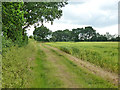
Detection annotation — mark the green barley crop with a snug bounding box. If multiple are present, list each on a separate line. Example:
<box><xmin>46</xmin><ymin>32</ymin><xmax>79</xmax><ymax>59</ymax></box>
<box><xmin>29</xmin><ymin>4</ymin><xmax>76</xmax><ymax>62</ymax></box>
<box><xmin>46</xmin><ymin>42</ymin><xmax>118</xmax><ymax>73</ymax></box>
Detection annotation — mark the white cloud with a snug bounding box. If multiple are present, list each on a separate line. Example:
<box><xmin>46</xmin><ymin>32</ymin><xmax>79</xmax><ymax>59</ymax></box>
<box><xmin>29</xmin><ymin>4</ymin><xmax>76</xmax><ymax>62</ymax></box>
<box><xmin>95</xmin><ymin>24</ymin><xmax>118</xmax><ymax>35</ymax></box>
<box><xmin>60</xmin><ymin>0</ymin><xmax>118</xmax><ymax>27</ymax></box>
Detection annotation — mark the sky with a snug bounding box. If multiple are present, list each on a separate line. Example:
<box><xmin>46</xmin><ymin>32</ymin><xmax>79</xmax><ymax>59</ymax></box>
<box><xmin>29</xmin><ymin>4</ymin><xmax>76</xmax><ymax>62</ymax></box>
<box><xmin>27</xmin><ymin>0</ymin><xmax>119</xmax><ymax>36</ymax></box>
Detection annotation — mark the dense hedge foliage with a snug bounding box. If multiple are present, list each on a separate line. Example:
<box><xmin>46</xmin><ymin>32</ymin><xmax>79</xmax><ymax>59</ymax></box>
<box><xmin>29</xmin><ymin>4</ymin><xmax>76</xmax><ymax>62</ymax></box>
<box><xmin>2</xmin><ymin>2</ymin><xmax>28</xmax><ymax>46</ymax></box>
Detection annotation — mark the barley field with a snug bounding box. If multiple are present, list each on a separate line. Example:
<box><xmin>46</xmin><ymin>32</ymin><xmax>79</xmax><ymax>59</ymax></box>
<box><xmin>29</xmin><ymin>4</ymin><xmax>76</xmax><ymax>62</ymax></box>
<box><xmin>46</xmin><ymin>42</ymin><xmax>118</xmax><ymax>73</ymax></box>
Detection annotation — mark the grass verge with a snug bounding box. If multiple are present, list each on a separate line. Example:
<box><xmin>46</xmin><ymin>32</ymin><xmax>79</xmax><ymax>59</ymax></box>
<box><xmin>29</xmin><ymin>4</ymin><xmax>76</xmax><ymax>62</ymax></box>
<box><xmin>2</xmin><ymin>39</ymin><xmax>36</xmax><ymax>88</ymax></box>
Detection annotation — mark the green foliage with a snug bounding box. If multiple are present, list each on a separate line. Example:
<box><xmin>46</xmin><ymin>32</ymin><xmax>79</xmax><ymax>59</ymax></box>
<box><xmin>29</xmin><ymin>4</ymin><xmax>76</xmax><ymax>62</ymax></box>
<box><xmin>2</xmin><ymin>2</ymin><xmax>27</xmax><ymax>46</ymax></box>
<box><xmin>2</xmin><ymin>36</ymin><xmax>14</xmax><ymax>49</ymax></box>
<box><xmin>52</xmin><ymin>29</ymin><xmax>72</xmax><ymax>42</ymax></box>
<box><xmin>33</xmin><ymin>25</ymin><xmax>52</xmax><ymax>42</ymax></box>
<box><xmin>29</xmin><ymin>35</ymin><xmax>33</xmax><ymax>39</ymax></box>
<box><xmin>46</xmin><ymin>42</ymin><xmax>118</xmax><ymax>73</ymax></box>
<box><xmin>59</xmin><ymin>46</ymin><xmax>71</xmax><ymax>54</ymax></box>
<box><xmin>23</xmin><ymin>2</ymin><xmax>68</xmax><ymax>29</ymax></box>
<box><xmin>51</xmin><ymin>26</ymin><xmax>119</xmax><ymax>42</ymax></box>
<box><xmin>22</xmin><ymin>33</ymin><xmax>28</xmax><ymax>46</ymax></box>
<box><xmin>51</xmin><ymin>26</ymin><xmax>97</xmax><ymax>42</ymax></box>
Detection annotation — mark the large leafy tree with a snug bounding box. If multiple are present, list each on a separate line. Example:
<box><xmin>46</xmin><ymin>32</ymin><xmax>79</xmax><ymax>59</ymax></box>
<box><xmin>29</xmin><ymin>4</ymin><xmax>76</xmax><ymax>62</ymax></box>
<box><xmin>51</xmin><ymin>29</ymin><xmax>72</xmax><ymax>42</ymax></box>
<box><xmin>2</xmin><ymin>2</ymin><xmax>68</xmax><ymax>46</ymax></box>
<box><xmin>52</xmin><ymin>30</ymin><xmax>63</xmax><ymax>41</ymax></box>
<box><xmin>33</xmin><ymin>25</ymin><xmax>52</xmax><ymax>41</ymax></box>
<box><xmin>62</xmin><ymin>29</ymin><xmax>72</xmax><ymax>41</ymax></box>
<box><xmin>82</xmin><ymin>26</ymin><xmax>96</xmax><ymax>41</ymax></box>
<box><xmin>72</xmin><ymin>28</ymin><xmax>83</xmax><ymax>41</ymax></box>
<box><xmin>72</xmin><ymin>27</ymin><xmax>96</xmax><ymax>41</ymax></box>
<box><xmin>23</xmin><ymin>2</ymin><xmax>68</xmax><ymax>29</ymax></box>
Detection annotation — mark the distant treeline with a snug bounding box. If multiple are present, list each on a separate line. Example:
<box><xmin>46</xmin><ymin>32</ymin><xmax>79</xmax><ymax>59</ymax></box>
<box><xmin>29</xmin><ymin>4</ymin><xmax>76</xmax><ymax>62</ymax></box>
<box><xmin>32</xmin><ymin>25</ymin><xmax>120</xmax><ymax>42</ymax></box>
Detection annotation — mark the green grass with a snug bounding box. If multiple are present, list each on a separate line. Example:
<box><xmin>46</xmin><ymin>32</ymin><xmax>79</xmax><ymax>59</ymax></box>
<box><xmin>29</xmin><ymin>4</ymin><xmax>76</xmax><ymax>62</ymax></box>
<box><xmin>46</xmin><ymin>42</ymin><xmax>118</xmax><ymax>73</ymax></box>
<box><xmin>31</xmin><ymin>43</ymin><xmax>63</xmax><ymax>88</ymax></box>
<box><xmin>2</xmin><ymin>39</ymin><xmax>36</xmax><ymax>88</ymax></box>
<box><xmin>48</xmin><ymin>48</ymin><xmax>117</xmax><ymax>88</ymax></box>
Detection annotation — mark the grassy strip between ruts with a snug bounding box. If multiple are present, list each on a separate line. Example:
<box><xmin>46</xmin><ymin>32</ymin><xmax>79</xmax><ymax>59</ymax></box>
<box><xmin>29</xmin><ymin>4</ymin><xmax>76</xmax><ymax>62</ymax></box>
<box><xmin>31</xmin><ymin>43</ymin><xmax>64</xmax><ymax>88</ymax></box>
<box><xmin>47</xmin><ymin>47</ymin><xmax>117</xmax><ymax>88</ymax></box>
